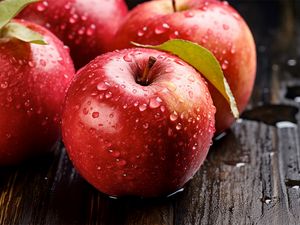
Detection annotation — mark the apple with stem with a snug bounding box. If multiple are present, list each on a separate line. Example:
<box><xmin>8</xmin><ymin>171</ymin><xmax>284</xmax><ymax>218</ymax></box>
<box><xmin>62</xmin><ymin>48</ymin><xmax>216</xmax><ymax>197</ymax></box>
<box><xmin>112</xmin><ymin>0</ymin><xmax>257</xmax><ymax>133</ymax></box>
<box><xmin>18</xmin><ymin>0</ymin><xmax>128</xmax><ymax>69</ymax></box>
<box><xmin>0</xmin><ymin>0</ymin><xmax>75</xmax><ymax>165</ymax></box>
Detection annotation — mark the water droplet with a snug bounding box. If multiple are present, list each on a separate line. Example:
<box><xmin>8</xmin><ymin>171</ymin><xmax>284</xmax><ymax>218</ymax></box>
<box><xmin>162</xmin><ymin>23</ymin><xmax>170</xmax><ymax>29</ymax></box>
<box><xmin>97</xmin><ymin>82</ymin><xmax>108</xmax><ymax>91</ymax></box>
<box><xmin>69</xmin><ymin>17</ymin><xmax>76</xmax><ymax>24</ymax></box>
<box><xmin>176</xmin><ymin>123</ymin><xmax>182</xmax><ymax>130</ymax></box>
<box><xmin>169</xmin><ymin>30</ymin><xmax>179</xmax><ymax>39</ymax></box>
<box><xmin>86</xmin><ymin>24</ymin><xmax>96</xmax><ymax>36</ymax></box>
<box><xmin>160</xmin><ymin>105</ymin><xmax>166</xmax><ymax>112</ymax></box>
<box><xmin>222</xmin><ymin>60</ymin><xmax>229</xmax><ymax>70</ymax></box>
<box><xmin>40</xmin><ymin>59</ymin><xmax>46</xmax><ymax>67</ymax></box>
<box><xmin>111</xmin><ymin>151</ymin><xmax>120</xmax><ymax>158</ymax></box>
<box><xmin>188</xmin><ymin>91</ymin><xmax>193</xmax><ymax>98</ymax></box>
<box><xmin>137</xmin><ymin>30</ymin><xmax>144</xmax><ymax>37</ymax></box>
<box><xmin>1</xmin><ymin>82</ymin><xmax>8</xmax><ymax>89</ymax></box>
<box><xmin>123</xmin><ymin>54</ymin><xmax>132</xmax><ymax>62</ymax></box>
<box><xmin>117</xmin><ymin>159</ymin><xmax>127</xmax><ymax>166</ymax></box>
<box><xmin>36</xmin><ymin>1</ymin><xmax>48</xmax><ymax>11</ymax></box>
<box><xmin>92</xmin><ymin>112</ymin><xmax>99</xmax><ymax>118</ymax></box>
<box><xmin>175</xmin><ymin>59</ymin><xmax>185</xmax><ymax>66</ymax></box>
<box><xmin>97</xmin><ymin>166</ymin><xmax>101</xmax><ymax>170</ymax></box>
<box><xmin>83</xmin><ymin>108</ymin><xmax>89</xmax><ymax>115</ymax></box>
<box><xmin>154</xmin><ymin>25</ymin><xmax>167</xmax><ymax>34</ymax></box>
<box><xmin>105</xmin><ymin>92</ymin><xmax>112</xmax><ymax>99</ymax></box>
<box><xmin>139</xmin><ymin>103</ymin><xmax>147</xmax><ymax>111</ymax></box>
<box><xmin>170</xmin><ymin>111</ymin><xmax>178</xmax><ymax>121</ymax></box>
<box><xmin>184</xmin><ymin>11</ymin><xmax>194</xmax><ymax>18</ymax></box>
<box><xmin>143</xmin><ymin>123</ymin><xmax>149</xmax><ymax>129</ymax></box>
<box><xmin>134</xmin><ymin>101</ymin><xmax>139</xmax><ymax>107</ymax></box>
<box><xmin>188</xmin><ymin>75</ymin><xmax>195</xmax><ymax>82</ymax></box>
<box><xmin>77</xmin><ymin>27</ymin><xmax>86</xmax><ymax>35</ymax></box>
<box><xmin>149</xmin><ymin>97</ymin><xmax>162</xmax><ymax>109</ymax></box>
<box><xmin>165</xmin><ymin>67</ymin><xmax>174</xmax><ymax>73</ymax></box>
<box><xmin>223</xmin><ymin>24</ymin><xmax>229</xmax><ymax>30</ymax></box>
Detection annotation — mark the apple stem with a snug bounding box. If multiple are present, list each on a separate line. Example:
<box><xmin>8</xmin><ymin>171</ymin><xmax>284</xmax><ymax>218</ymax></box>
<box><xmin>138</xmin><ymin>56</ymin><xmax>157</xmax><ymax>85</ymax></box>
<box><xmin>172</xmin><ymin>0</ymin><xmax>177</xmax><ymax>12</ymax></box>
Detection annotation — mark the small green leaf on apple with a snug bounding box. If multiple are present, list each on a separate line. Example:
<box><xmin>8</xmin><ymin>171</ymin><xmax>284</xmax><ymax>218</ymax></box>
<box><xmin>2</xmin><ymin>22</ymin><xmax>47</xmax><ymax>44</ymax></box>
<box><xmin>0</xmin><ymin>0</ymin><xmax>39</xmax><ymax>29</ymax></box>
<box><xmin>0</xmin><ymin>0</ymin><xmax>46</xmax><ymax>45</ymax></box>
<box><xmin>132</xmin><ymin>39</ymin><xmax>239</xmax><ymax>118</ymax></box>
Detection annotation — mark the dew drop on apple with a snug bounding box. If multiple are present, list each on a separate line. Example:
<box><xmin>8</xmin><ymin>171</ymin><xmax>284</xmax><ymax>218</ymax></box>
<box><xmin>92</xmin><ymin>112</ymin><xmax>99</xmax><ymax>118</ymax></box>
<box><xmin>188</xmin><ymin>75</ymin><xmax>195</xmax><ymax>82</ymax></box>
<box><xmin>223</xmin><ymin>24</ymin><xmax>230</xmax><ymax>30</ymax></box>
<box><xmin>160</xmin><ymin>105</ymin><xmax>166</xmax><ymax>112</ymax></box>
<box><xmin>139</xmin><ymin>103</ymin><xmax>147</xmax><ymax>112</ymax></box>
<box><xmin>36</xmin><ymin>1</ymin><xmax>48</xmax><ymax>12</ymax></box>
<box><xmin>1</xmin><ymin>82</ymin><xmax>8</xmax><ymax>89</ymax></box>
<box><xmin>184</xmin><ymin>11</ymin><xmax>194</xmax><ymax>18</ymax></box>
<box><xmin>97</xmin><ymin>82</ymin><xmax>109</xmax><ymax>91</ymax></box>
<box><xmin>170</xmin><ymin>111</ymin><xmax>178</xmax><ymax>121</ymax></box>
<box><xmin>143</xmin><ymin>123</ymin><xmax>149</xmax><ymax>129</ymax></box>
<box><xmin>105</xmin><ymin>91</ymin><xmax>112</xmax><ymax>99</ymax></box>
<box><xmin>188</xmin><ymin>91</ymin><xmax>193</xmax><ymax>98</ymax></box>
<box><xmin>154</xmin><ymin>26</ymin><xmax>166</xmax><ymax>35</ymax></box>
<box><xmin>222</xmin><ymin>60</ymin><xmax>229</xmax><ymax>70</ymax></box>
<box><xmin>176</xmin><ymin>123</ymin><xmax>182</xmax><ymax>130</ymax></box>
<box><xmin>123</xmin><ymin>54</ymin><xmax>132</xmax><ymax>62</ymax></box>
<box><xmin>77</xmin><ymin>27</ymin><xmax>86</xmax><ymax>35</ymax></box>
<box><xmin>169</xmin><ymin>30</ymin><xmax>179</xmax><ymax>39</ymax></box>
<box><xmin>111</xmin><ymin>151</ymin><xmax>120</xmax><ymax>158</ymax></box>
<box><xmin>117</xmin><ymin>159</ymin><xmax>127</xmax><ymax>166</ymax></box>
<box><xmin>165</xmin><ymin>67</ymin><xmax>174</xmax><ymax>73</ymax></box>
<box><xmin>86</xmin><ymin>24</ymin><xmax>96</xmax><ymax>36</ymax></box>
<box><xmin>83</xmin><ymin>108</ymin><xmax>89</xmax><ymax>115</ymax></box>
<box><xmin>137</xmin><ymin>30</ymin><xmax>144</xmax><ymax>37</ymax></box>
<box><xmin>149</xmin><ymin>97</ymin><xmax>162</xmax><ymax>109</ymax></box>
<box><xmin>174</xmin><ymin>59</ymin><xmax>185</xmax><ymax>66</ymax></box>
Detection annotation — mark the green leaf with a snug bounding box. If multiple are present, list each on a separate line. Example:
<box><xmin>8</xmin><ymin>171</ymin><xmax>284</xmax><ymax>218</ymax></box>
<box><xmin>0</xmin><ymin>0</ymin><xmax>39</xmax><ymax>29</ymax></box>
<box><xmin>3</xmin><ymin>22</ymin><xmax>47</xmax><ymax>45</ymax></box>
<box><xmin>132</xmin><ymin>39</ymin><xmax>239</xmax><ymax>118</ymax></box>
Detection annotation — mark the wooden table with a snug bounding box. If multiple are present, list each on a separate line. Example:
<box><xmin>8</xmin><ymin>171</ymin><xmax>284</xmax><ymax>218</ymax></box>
<box><xmin>1</xmin><ymin>1</ymin><xmax>300</xmax><ymax>224</ymax></box>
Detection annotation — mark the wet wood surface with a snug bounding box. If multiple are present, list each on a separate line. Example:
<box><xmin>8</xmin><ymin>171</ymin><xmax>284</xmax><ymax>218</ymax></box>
<box><xmin>1</xmin><ymin>1</ymin><xmax>300</xmax><ymax>225</ymax></box>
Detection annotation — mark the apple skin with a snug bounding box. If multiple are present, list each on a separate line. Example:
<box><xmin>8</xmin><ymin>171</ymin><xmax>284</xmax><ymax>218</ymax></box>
<box><xmin>112</xmin><ymin>0</ymin><xmax>257</xmax><ymax>133</ymax></box>
<box><xmin>18</xmin><ymin>0</ymin><xmax>128</xmax><ymax>69</ymax></box>
<box><xmin>0</xmin><ymin>19</ymin><xmax>75</xmax><ymax>165</ymax></box>
<box><xmin>62</xmin><ymin>48</ymin><xmax>215</xmax><ymax>197</ymax></box>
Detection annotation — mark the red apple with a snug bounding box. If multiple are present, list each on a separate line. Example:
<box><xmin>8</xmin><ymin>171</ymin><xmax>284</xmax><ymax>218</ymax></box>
<box><xmin>112</xmin><ymin>0</ymin><xmax>257</xmax><ymax>133</ymax></box>
<box><xmin>0</xmin><ymin>19</ymin><xmax>75</xmax><ymax>165</ymax></box>
<box><xmin>62</xmin><ymin>48</ymin><xmax>215</xmax><ymax>197</ymax></box>
<box><xmin>18</xmin><ymin>0</ymin><xmax>128</xmax><ymax>69</ymax></box>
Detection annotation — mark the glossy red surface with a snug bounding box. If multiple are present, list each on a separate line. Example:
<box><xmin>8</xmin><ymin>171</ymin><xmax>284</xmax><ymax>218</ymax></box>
<box><xmin>0</xmin><ymin>19</ymin><xmax>75</xmax><ymax>165</ymax></box>
<box><xmin>18</xmin><ymin>0</ymin><xmax>128</xmax><ymax>69</ymax></box>
<box><xmin>112</xmin><ymin>0</ymin><xmax>257</xmax><ymax>133</ymax></box>
<box><xmin>62</xmin><ymin>48</ymin><xmax>215</xmax><ymax>197</ymax></box>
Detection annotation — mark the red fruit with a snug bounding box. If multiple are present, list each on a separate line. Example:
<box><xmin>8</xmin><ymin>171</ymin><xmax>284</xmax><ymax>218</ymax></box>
<box><xmin>18</xmin><ymin>0</ymin><xmax>128</xmax><ymax>69</ymax></box>
<box><xmin>0</xmin><ymin>19</ymin><xmax>75</xmax><ymax>165</ymax></box>
<box><xmin>112</xmin><ymin>0</ymin><xmax>257</xmax><ymax>133</ymax></box>
<box><xmin>62</xmin><ymin>48</ymin><xmax>215</xmax><ymax>197</ymax></box>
